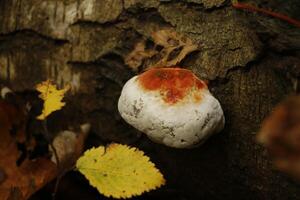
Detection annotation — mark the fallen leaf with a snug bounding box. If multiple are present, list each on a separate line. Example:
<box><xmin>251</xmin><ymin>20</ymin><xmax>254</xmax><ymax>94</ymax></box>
<box><xmin>125</xmin><ymin>28</ymin><xmax>198</xmax><ymax>71</ymax></box>
<box><xmin>36</xmin><ymin>80</ymin><xmax>70</xmax><ymax>120</ymax></box>
<box><xmin>76</xmin><ymin>143</ymin><xmax>165</xmax><ymax>199</ymax></box>
<box><xmin>257</xmin><ymin>95</ymin><xmax>300</xmax><ymax>180</ymax></box>
<box><xmin>125</xmin><ymin>41</ymin><xmax>156</xmax><ymax>71</ymax></box>
<box><xmin>0</xmin><ymin>93</ymin><xmax>90</xmax><ymax>199</ymax></box>
<box><xmin>150</xmin><ymin>28</ymin><xmax>198</xmax><ymax>68</ymax></box>
<box><xmin>50</xmin><ymin>124</ymin><xmax>91</xmax><ymax>169</ymax></box>
<box><xmin>0</xmin><ymin>99</ymin><xmax>57</xmax><ymax>200</ymax></box>
<box><xmin>1</xmin><ymin>87</ymin><xmax>12</xmax><ymax>99</ymax></box>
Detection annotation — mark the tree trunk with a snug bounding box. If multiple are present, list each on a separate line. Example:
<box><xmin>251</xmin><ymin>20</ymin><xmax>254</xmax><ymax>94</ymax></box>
<box><xmin>0</xmin><ymin>0</ymin><xmax>300</xmax><ymax>199</ymax></box>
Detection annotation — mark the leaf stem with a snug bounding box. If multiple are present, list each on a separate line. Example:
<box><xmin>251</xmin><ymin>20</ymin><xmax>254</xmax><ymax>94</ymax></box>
<box><xmin>232</xmin><ymin>2</ymin><xmax>300</xmax><ymax>28</ymax></box>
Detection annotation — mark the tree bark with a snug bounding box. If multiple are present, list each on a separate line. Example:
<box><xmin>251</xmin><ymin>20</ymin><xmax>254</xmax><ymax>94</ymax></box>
<box><xmin>0</xmin><ymin>0</ymin><xmax>300</xmax><ymax>199</ymax></box>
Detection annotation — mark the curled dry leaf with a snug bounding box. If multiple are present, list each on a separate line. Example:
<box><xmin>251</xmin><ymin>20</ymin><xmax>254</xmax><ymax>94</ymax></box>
<box><xmin>151</xmin><ymin>28</ymin><xmax>198</xmax><ymax>68</ymax></box>
<box><xmin>0</xmin><ymin>99</ymin><xmax>57</xmax><ymax>200</ymax></box>
<box><xmin>0</xmin><ymin>90</ymin><xmax>89</xmax><ymax>199</ymax></box>
<box><xmin>125</xmin><ymin>41</ymin><xmax>157</xmax><ymax>71</ymax></box>
<box><xmin>50</xmin><ymin>124</ymin><xmax>91</xmax><ymax>169</ymax></box>
<box><xmin>1</xmin><ymin>87</ymin><xmax>12</xmax><ymax>99</ymax></box>
<box><xmin>125</xmin><ymin>28</ymin><xmax>198</xmax><ymax>71</ymax></box>
<box><xmin>257</xmin><ymin>95</ymin><xmax>300</xmax><ymax>180</ymax></box>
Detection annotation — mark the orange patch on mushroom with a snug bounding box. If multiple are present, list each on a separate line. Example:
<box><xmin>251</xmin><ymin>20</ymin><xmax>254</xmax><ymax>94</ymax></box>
<box><xmin>138</xmin><ymin>68</ymin><xmax>206</xmax><ymax>104</ymax></box>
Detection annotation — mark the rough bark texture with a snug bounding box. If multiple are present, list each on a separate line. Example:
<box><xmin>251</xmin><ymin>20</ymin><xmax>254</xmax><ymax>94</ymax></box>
<box><xmin>0</xmin><ymin>0</ymin><xmax>300</xmax><ymax>199</ymax></box>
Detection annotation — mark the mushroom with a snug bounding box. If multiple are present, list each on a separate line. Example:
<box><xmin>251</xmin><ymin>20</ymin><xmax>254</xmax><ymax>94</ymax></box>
<box><xmin>118</xmin><ymin>67</ymin><xmax>225</xmax><ymax>148</ymax></box>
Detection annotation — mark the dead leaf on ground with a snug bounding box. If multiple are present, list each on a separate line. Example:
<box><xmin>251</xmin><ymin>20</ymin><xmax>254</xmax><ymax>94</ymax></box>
<box><xmin>0</xmin><ymin>99</ymin><xmax>58</xmax><ymax>200</ymax></box>
<box><xmin>125</xmin><ymin>28</ymin><xmax>198</xmax><ymax>71</ymax></box>
<box><xmin>0</xmin><ymin>96</ymin><xmax>89</xmax><ymax>200</ymax></box>
<box><xmin>50</xmin><ymin>124</ymin><xmax>90</xmax><ymax>170</ymax></box>
<box><xmin>76</xmin><ymin>143</ymin><xmax>165</xmax><ymax>199</ymax></box>
<box><xmin>257</xmin><ymin>95</ymin><xmax>300</xmax><ymax>180</ymax></box>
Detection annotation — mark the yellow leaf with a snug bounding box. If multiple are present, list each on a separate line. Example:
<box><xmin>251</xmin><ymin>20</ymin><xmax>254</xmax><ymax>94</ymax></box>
<box><xmin>76</xmin><ymin>143</ymin><xmax>165</xmax><ymax>199</ymax></box>
<box><xmin>36</xmin><ymin>80</ymin><xmax>69</xmax><ymax>120</ymax></box>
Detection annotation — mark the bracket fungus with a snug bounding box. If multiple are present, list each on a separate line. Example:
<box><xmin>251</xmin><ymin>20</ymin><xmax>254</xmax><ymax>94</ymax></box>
<box><xmin>118</xmin><ymin>68</ymin><xmax>225</xmax><ymax>148</ymax></box>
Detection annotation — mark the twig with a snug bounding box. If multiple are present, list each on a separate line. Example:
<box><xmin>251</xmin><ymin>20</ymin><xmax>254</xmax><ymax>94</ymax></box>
<box><xmin>41</xmin><ymin>119</ymin><xmax>61</xmax><ymax>200</ymax></box>
<box><xmin>232</xmin><ymin>2</ymin><xmax>300</xmax><ymax>28</ymax></box>
<box><xmin>42</xmin><ymin>120</ymin><xmax>60</xmax><ymax>167</ymax></box>
<box><xmin>52</xmin><ymin>173</ymin><xmax>63</xmax><ymax>200</ymax></box>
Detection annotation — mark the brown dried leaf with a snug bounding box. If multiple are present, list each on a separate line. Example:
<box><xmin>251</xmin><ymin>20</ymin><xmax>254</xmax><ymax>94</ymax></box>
<box><xmin>125</xmin><ymin>28</ymin><xmax>198</xmax><ymax>71</ymax></box>
<box><xmin>125</xmin><ymin>41</ymin><xmax>157</xmax><ymax>71</ymax></box>
<box><xmin>0</xmin><ymin>98</ymin><xmax>89</xmax><ymax>200</ymax></box>
<box><xmin>50</xmin><ymin>124</ymin><xmax>90</xmax><ymax>170</ymax></box>
<box><xmin>149</xmin><ymin>28</ymin><xmax>198</xmax><ymax>68</ymax></box>
<box><xmin>0</xmin><ymin>100</ymin><xmax>58</xmax><ymax>200</ymax></box>
<box><xmin>257</xmin><ymin>95</ymin><xmax>300</xmax><ymax>180</ymax></box>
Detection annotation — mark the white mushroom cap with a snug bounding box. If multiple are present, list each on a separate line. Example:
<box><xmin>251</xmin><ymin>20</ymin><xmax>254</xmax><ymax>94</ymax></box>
<box><xmin>118</xmin><ymin>68</ymin><xmax>225</xmax><ymax>148</ymax></box>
